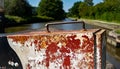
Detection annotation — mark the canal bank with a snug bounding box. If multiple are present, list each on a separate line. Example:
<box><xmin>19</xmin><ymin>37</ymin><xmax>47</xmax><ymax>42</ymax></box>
<box><xmin>77</xmin><ymin>19</ymin><xmax>120</xmax><ymax>47</ymax></box>
<box><xmin>77</xmin><ymin>19</ymin><xmax>120</xmax><ymax>30</ymax></box>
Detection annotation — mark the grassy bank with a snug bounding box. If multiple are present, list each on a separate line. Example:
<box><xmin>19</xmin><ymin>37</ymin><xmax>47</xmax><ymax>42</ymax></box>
<box><xmin>81</xmin><ymin>18</ymin><xmax>120</xmax><ymax>25</ymax></box>
<box><xmin>69</xmin><ymin>16</ymin><xmax>120</xmax><ymax>25</ymax></box>
<box><xmin>115</xmin><ymin>29</ymin><xmax>120</xmax><ymax>34</ymax></box>
<box><xmin>69</xmin><ymin>18</ymin><xmax>120</xmax><ymax>32</ymax></box>
<box><xmin>5</xmin><ymin>15</ymin><xmax>54</xmax><ymax>27</ymax></box>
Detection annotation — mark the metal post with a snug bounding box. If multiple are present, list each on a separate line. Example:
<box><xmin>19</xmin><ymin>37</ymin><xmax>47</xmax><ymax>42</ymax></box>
<box><xmin>0</xmin><ymin>0</ymin><xmax>5</xmax><ymax>33</ymax></box>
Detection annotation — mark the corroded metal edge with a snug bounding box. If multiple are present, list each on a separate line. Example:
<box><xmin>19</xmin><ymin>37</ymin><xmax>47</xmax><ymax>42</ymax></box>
<box><xmin>93</xmin><ymin>29</ymin><xmax>106</xmax><ymax>69</ymax></box>
<box><xmin>93</xmin><ymin>29</ymin><xmax>102</xmax><ymax>69</ymax></box>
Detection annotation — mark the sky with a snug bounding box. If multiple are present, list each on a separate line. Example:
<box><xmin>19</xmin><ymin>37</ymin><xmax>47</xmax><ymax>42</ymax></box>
<box><xmin>28</xmin><ymin>0</ymin><xmax>103</xmax><ymax>12</ymax></box>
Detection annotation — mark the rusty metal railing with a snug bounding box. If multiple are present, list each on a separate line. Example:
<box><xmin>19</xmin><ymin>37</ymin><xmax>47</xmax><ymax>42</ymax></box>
<box><xmin>45</xmin><ymin>21</ymin><xmax>86</xmax><ymax>32</ymax></box>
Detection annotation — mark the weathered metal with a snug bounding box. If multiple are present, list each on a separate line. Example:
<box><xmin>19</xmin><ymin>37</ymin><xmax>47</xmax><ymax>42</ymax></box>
<box><xmin>0</xmin><ymin>21</ymin><xmax>106</xmax><ymax>69</ymax></box>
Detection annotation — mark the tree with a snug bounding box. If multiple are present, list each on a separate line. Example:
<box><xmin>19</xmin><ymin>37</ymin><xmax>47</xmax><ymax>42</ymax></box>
<box><xmin>37</xmin><ymin>0</ymin><xmax>65</xmax><ymax>20</ymax></box>
<box><xmin>84</xmin><ymin>0</ymin><xmax>93</xmax><ymax>6</ymax></box>
<box><xmin>68</xmin><ymin>1</ymin><xmax>82</xmax><ymax>17</ymax></box>
<box><xmin>78</xmin><ymin>2</ymin><xmax>89</xmax><ymax>18</ymax></box>
<box><xmin>67</xmin><ymin>0</ymin><xmax>120</xmax><ymax>22</ymax></box>
<box><xmin>5</xmin><ymin>0</ymin><xmax>32</xmax><ymax>17</ymax></box>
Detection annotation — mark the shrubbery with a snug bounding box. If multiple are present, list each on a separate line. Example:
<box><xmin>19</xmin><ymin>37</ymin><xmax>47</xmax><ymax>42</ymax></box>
<box><xmin>37</xmin><ymin>0</ymin><xmax>65</xmax><ymax>20</ymax></box>
<box><xmin>5</xmin><ymin>15</ymin><xmax>26</xmax><ymax>23</ymax></box>
<box><xmin>68</xmin><ymin>0</ymin><xmax>120</xmax><ymax>24</ymax></box>
<box><xmin>5</xmin><ymin>15</ymin><xmax>54</xmax><ymax>25</ymax></box>
<box><xmin>5</xmin><ymin>0</ymin><xmax>65</xmax><ymax>24</ymax></box>
<box><xmin>115</xmin><ymin>29</ymin><xmax>120</xmax><ymax>34</ymax></box>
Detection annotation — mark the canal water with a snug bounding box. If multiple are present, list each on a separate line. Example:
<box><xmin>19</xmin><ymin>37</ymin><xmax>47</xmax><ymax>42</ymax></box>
<box><xmin>5</xmin><ymin>18</ymin><xmax>120</xmax><ymax>69</ymax></box>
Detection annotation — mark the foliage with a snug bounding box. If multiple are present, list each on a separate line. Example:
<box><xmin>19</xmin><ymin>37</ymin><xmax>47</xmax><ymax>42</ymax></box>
<box><xmin>32</xmin><ymin>7</ymin><xmax>37</xmax><ymax>16</ymax></box>
<box><xmin>67</xmin><ymin>0</ymin><xmax>120</xmax><ymax>23</ymax></box>
<box><xmin>78</xmin><ymin>2</ymin><xmax>89</xmax><ymax>18</ymax></box>
<box><xmin>5</xmin><ymin>15</ymin><xmax>25</xmax><ymax>23</ymax></box>
<box><xmin>84</xmin><ymin>0</ymin><xmax>93</xmax><ymax>6</ymax></box>
<box><xmin>37</xmin><ymin>0</ymin><xmax>65</xmax><ymax>20</ymax></box>
<box><xmin>115</xmin><ymin>29</ymin><xmax>120</xmax><ymax>34</ymax></box>
<box><xmin>67</xmin><ymin>1</ymin><xmax>82</xmax><ymax>18</ymax></box>
<box><xmin>5</xmin><ymin>0</ymin><xmax>32</xmax><ymax>17</ymax></box>
<box><xmin>28</xmin><ymin>16</ymin><xmax>54</xmax><ymax>22</ymax></box>
<box><xmin>5</xmin><ymin>15</ymin><xmax>54</xmax><ymax>24</ymax></box>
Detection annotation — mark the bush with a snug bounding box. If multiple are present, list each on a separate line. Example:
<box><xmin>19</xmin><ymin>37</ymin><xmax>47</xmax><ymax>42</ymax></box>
<box><xmin>115</xmin><ymin>29</ymin><xmax>120</xmax><ymax>34</ymax></box>
<box><xmin>100</xmin><ymin>12</ymin><xmax>109</xmax><ymax>21</ymax></box>
<box><xmin>26</xmin><ymin>16</ymin><xmax>54</xmax><ymax>23</ymax></box>
<box><xmin>5</xmin><ymin>15</ymin><xmax>54</xmax><ymax>24</ymax></box>
<box><xmin>5</xmin><ymin>15</ymin><xmax>26</xmax><ymax>23</ymax></box>
<box><xmin>36</xmin><ymin>16</ymin><xmax>54</xmax><ymax>20</ymax></box>
<box><xmin>115</xmin><ymin>13</ymin><xmax>120</xmax><ymax>22</ymax></box>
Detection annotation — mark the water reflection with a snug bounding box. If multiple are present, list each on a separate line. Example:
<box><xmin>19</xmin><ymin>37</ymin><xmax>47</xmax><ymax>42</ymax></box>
<box><xmin>30</xmin><ymin>23</ymin><xmax>45</xmax><ymax>29</ymax></box>
<box><xmin>5</xmin><ymin>22</ymin><xmax>98</xmax><ymax>33</ymax></box>
<box><xmin>5</xmin><ymin>26</ymin><xmax>29</xmax><ymax>33</ymax></box>
<box><xmin>5</xmin><ymin>23</ymin><xmax>46</xmax><ymax>33</ymax></box>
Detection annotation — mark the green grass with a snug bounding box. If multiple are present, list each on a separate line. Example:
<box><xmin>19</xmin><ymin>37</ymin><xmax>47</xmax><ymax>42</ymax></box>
<box><xmin>5</xmin><ymin>15</ymin><xmax>54</xmax><ymax>24</ymax></box>
<box><xmin>115</xmin><ymin>29</ymin><xmax>120</xmax><ymax>34</ymax></box>
<box><xmin>36</xmin><ymin>15</ymin><xmax>53</xmax><ymax>20</ymax></box>
<box><xmin>5</xmin><ymin>15</ymin><xmax>26</xmax><ymax>23</ymax></box>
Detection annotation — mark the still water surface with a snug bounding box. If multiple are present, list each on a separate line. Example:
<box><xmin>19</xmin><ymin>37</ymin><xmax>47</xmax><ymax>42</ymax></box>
<box><xmin>5</xmin><ymin>18</ymin><xmax>120</xmax><ymax>69</ymax></box>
